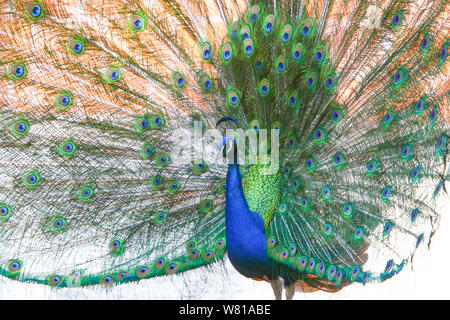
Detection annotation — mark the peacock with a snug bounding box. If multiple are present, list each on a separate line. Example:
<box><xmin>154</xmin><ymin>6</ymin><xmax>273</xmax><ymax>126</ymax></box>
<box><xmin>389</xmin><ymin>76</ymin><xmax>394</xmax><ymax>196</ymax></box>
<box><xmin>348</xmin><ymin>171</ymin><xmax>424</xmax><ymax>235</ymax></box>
<box><xmin>0</xmin><ymin>0</ymin><xmax>448</xmax><ymax>300</ymax></box>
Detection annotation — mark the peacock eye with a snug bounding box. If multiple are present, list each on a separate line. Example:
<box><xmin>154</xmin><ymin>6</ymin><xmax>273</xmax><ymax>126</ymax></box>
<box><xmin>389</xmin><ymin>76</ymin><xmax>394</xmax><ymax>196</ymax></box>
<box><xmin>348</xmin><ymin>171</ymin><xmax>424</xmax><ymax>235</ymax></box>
<box><xmin>326</xmin><ymin>78</ymin><xmax>333</xmax><ymax>87</ymax></box>
<box><xmin>421</xmin><ymin>36</ymin><xmax>428</xmax><ymax>49</ymax></box>
<box><xmin>393</xmin><ymin>15</ymin><xmax>399</xmax><ymax>25</ymax></box>
<box><xmin>32</xmin><ymin>5</ymin><xmax>41</xmax><ymax>17</ymax></box>
<box><xmin>1</xmin><ymin>207</ymin><xmax>9</xmax><ymax>216</ymax></box>
<box><xmin>15</xmin><ymin>66</ymin><xmax>24</xmax><ymax>77</ymax></box>
<box><xmin>416</xmin><ymin>100</ymin><xmax>422</xmax><ymax>111</ymax></box>
<box><xmin>402</xmin><ymin>146</ymin><xmax>409</xmax><ymax>155</ymax></box>
<box><xmin>303</xmin><ymin>25</ymin><xmax>311</xmax><ymax>35</ymax></box>
<box><xmin>315</xmin><ymin>51</ymin><xmax>322</xmax><ymax>61</ymax></box>
<box><xmin>430</xmin><ymin>108</ymin><xmax>437</xmax><ymax>121</ymax></box>
<box><xmin>26</xmin><ymin>2</ymin><xmax>44</xmax><ymax>20</ymax></box>
<box><xmin>134</xmin><ymin>19</ymin><xmax>143</xmax><ymax>29</ymax></box>
<box><xmin>16</xmin><ymin>122</ymin><xmax>28</xmax><ymax>133</ymax></box>
<box><xmin>74</xmin><ymin>42</ymin><xmax>82</xmax><ymax>53</ymax></box>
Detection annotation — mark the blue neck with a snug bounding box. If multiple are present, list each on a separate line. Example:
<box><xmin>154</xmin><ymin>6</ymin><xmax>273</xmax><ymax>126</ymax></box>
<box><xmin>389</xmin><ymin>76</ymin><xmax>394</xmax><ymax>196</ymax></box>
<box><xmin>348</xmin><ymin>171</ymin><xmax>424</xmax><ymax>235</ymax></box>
<box><xmin>225</xmin><ymin>164</ymin><xmax>272</xmax><ymax>279</ymax></box>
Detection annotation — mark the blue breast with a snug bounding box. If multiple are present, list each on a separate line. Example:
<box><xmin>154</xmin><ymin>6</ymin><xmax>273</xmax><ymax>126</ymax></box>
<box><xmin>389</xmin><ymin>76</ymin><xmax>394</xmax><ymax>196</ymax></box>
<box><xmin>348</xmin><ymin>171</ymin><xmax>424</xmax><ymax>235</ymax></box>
<box><xmin>225</xmin><ymin>164</ymin><xmax>273</xmax><ymax>279</ymax></box>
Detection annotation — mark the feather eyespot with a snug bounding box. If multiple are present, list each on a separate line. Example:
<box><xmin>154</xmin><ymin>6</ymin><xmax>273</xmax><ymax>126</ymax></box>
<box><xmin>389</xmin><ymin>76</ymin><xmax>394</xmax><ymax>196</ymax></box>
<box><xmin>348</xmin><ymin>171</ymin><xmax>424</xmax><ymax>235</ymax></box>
<box><xmin>201</xmin><ymin>42</ymin><xmax>212</xmax><ymax>61</ymax></box>
<box><xmin>141</xmin><ymin>143</ymin><xmax>154</xmax><ymax>159</ymax></box>
<box><xmin>287</xmin><ymin>90</ymin><xmax>299</xmax><ymax>108</ymax></box>
<box><xmin>167</xmin><ymin>180</ymin><xmax>180</xmax><ymax>194</ymax></box>
<box><xmin>321</xmin><ymin>186</ymin><xmax>331</xmax><ymax>200</ymax></box>
<box><xmin>401</xmin><ymin>144</ymin><xmax>412</xmax><ymax>160</ymax></box>
<box><xmin>331</xmin><ymin>108</ymin><xmax>343</xmax><ymax>122</ymax></box>
<box><xmin>259</xmin><ymin>79</ymin><xmax>270</xmax><ymax>96</ymax></box>
<box><xmin>193</xmin><ymin>160</ymin><xmax>207</xmax><ymax>173</ymax></box>
<box><xmin>300</xmin><ymin>197</ymin><xmax>309</xmax><ymax>210</ymax></box>
<box><xmin>411</xmin><ymin>165</ymin><xmax>421</xmax><ymax>182</ymax></box>
<box><xmin>0</xmin><ymin>203</ymin><xmax>12</xmax><ymax>221</ymax></box>
<box><xmin>78</xmin><ymin>186</ymin><xmax>94</xmax><ymax>200</ymax></box>
<box><xmin>292</xmin><ymin>43</ymin><xmax>304</xmax><ymax>62</ymax></box>
<box><xmin>275</xmin><ymin>55</ymin><xmax>287</xmax><ymax>73</ymax></box>
<box><xmin>325</xmin><ymin>73</ymin><xmax>337</xmax><ymax>89</ymax></box>
<box><xmin>323</xmin><ymin>224</ymin><xmax>333</xmax><ymax>236</ymax></box>
<box><xmin>439</xmin><ymin>42</ymin><xmax>448</xmax><ymax>64</ymax></box>
<box><xmin>173</xmin><ymin>72</ymin><xmax>186</xmax><ymax>89</ymax></box>
<box><xmin>51</xmin><ymin>216</ymin><xmax>66</xmax><ymax>232</ymax></box>
<box><xmin>155</xmin><ymin>211</ymin><xmax>167</xmax><ymax>224</ymax></box>
<box><xmin>300</xmin><ymin>19</ymin><xmax>315</xmax><ymax>37</ymax></box>
<box><xmin>7</xmin><ymin>260</ymin><xmax>22</xmax><ymax>274</ymax></box>
<box><xmin>227</xmin><ymin>89</ymin><xmax>240</xmax><ymax>108</ymax></box>
<box><xmin>393</xmin><ymin>67</ymin><xmax>407</xmax><ymax>86</ymax></box>
<box><xmin>313</xmin><ymin>127</ymin><xmax>327</xmax><ymax>143</ymax></box>
<box><xmin>263</xmin><ymin>15</ymin><xmax>275</xmax><ymax>35</ymax></box>
<box><xmin>166</xmin><ymin>263</ymin><xmax>179</xmax><ymax>275</ymax></box>
<box><xmin>221</xmin><ymin>43</ymin><xmax>234</xmax><ymax>62</ymax></box>
<box><xmin>48</xmin><ymin>274</ymin><xmax>64</xmax><ymax>287</ymax></box>
<box><xmin>110</xmin><ymin>239</ymin><xmax>124</xmax><ymax>256</ymax></box>
<box><xmin>68</xmin><ymin>39</ymin><xmax>85</xmax><ymax>55</ymax></box>
<box><xmin>327</xmin><ymin>265</ymin><xmax>336</xmax><ymax>281</ymax></box>
<box><xmin>58</xmin><ymin>140</ymin><xmax>77</xmax><ymax>157</ymax></box>
<box><xmin>429</xmin><ymin>105</ymin><xmax>438</xmax><ymax>124</ymax></box>
<box><xmin>381</xmin><ymin>186</ymin><xmax>392</xmax><ymax>201</ymax></box>
<box><xmin>156</xmin><ymin>153</ymin><xmax>170</xmax><ymax>167</ymax></box>
<box><xmin>306</xmin><ymin>73</ymin><xmax>316</xmax><ymax>88</ymax></box>
<box><xmin>420</xmin><ymin>33</ymin><xmax>432</xmax><ymax>52</ymax></box>
<box><xmin>247</xmin><ymin>5</ymin><xmax>260</xmax><ymax>23</ymax></box>
<box><xmin>414</xmin><ymin>96</ymin><xmax>427</xmax><ymax>115</ymax></box>
<box><xmin>9</xmin><ymin>63</ymin><xmax>27</xmax><ymax>80</ymax></box>
<box><xmin>26</xmin><ymin>2</ymin><xmax>44</xmax><ymax>20</ymax></box>
<box><xmin>105</xmin><ymin>67</ymin><xmax>121</xmax><ymax>83</ymax></box>
<box><xmin>354</xmin><ymin>228</ymin><xmax>364</xmax><ymax>241</ymax></box>
<box><xmin>383</xmin><ymin>221</ymin><xmax>394</xmax><ymax>236</ymax></box>
<box><xmin>199</xmin><ymin>74</ymin><xmax>212</xmax><ymax>92</ymax></box>
<box><xmin>342</xmin><ymin>203</ymin><xmax>353</xmax><ymax>218</ymax></box>
<box><xmin>350</xmin><ymin>266</ymin><xmax>360</xmax><ymax>281</ymax></box>
<box><xmin>151</xmin><ymin>175</ymin><xmax>163</xmax><ymax>188</ymax></box>
<box><xmin>215</xmin><ymin>238</ymin><xmax>225</xmax><ymax>250</ymax></box>
<box><xmin>11</xmin><ymin>119</ymin><xmax>30</xmax><ymax>137</ymax></box>
<box><xmin>307</xmin><ymin>258</ymin><xmax>316</xmax><ymax>273</ymax></box>
<box><xmin>366</xmin><ymin>159</ymin><xmax>378</xmax><ymax>176</ymax></box>
<box><xmin>129</xmin><ymin>14</ymin><xmax>145</xmax><ymax>31</ymax></box>
<box><xmin>136</xmin><ymin>266</ymin><xmax>150</xmax><ymax>279</ymax></box>
<box><xmin>280</xmin><ymin>25</ymin><xmax>292</xmax><ymax>45</ymax></box>
<box><xmin>410</xmin><ymin>208</ymin><xmax>419</xmax><ymax>223</ymax></box>
<box><xmin>243</xmin><ymin>38</ymin><xmax>254</xmax><ymax>57</ymax></box>
<box><xmin>199</xmin><ymin>199</ymin><xmax>213</xmax><ymax>213</ymax></box>
<box><xmin>23</xmin><ymin>171</ymin><xmax>41</xmax><ymax>188</ymax></box>
<box><xmin>314</xmin><ymin>46</ymin><xmax>326</xmax><ymax>64</ymax></box>
<box><xmin>391</xmin><ymin>11</ymin><xmax>404</xmax><ymax>27</ymax></box>
<box><xmin>333</xmin><ymin>152</ymin><xmax>346</xmax><ymax>168</ymax></box>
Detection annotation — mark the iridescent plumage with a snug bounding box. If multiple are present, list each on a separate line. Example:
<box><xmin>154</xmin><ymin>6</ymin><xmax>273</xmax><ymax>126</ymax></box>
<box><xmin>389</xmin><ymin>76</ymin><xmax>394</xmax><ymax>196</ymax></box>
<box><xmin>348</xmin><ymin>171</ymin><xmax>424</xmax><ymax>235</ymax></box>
<box><xmin>0</xmin><ymin>0</ymin><xmax>448</xmax><ymax>299</ymax></box>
